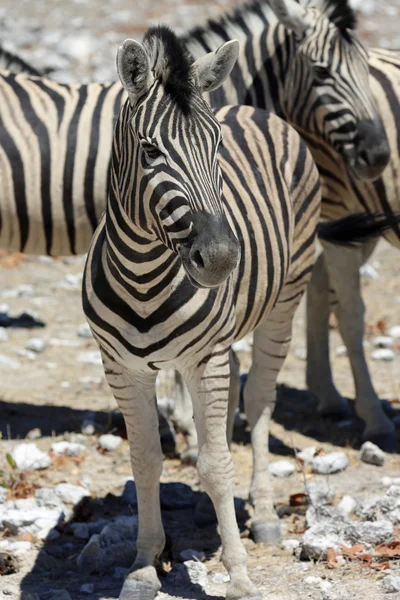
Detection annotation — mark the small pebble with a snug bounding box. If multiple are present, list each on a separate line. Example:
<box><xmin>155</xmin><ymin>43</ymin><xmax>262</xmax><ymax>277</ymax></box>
<box><xmin>0</xmin><ymin>327</ymin><xmax>9</xmax><ymax>342</ymax></box>
<box><xmin>269</xmin><ymin>459</ymin><xmax>295</xmax><ymax>477</ymax></box>
<box><xmin>17</xmin><ymin>349</ymin><xmax>37</xmax><ymax>360</ymax></box>
<box><xmin>360</xmin><ymin>441</ymin><xmax>385</xmax><ymax>466</ymax></box>
<box><xmin>335</xmin><ymin>345</ymin><xmax>347</xmax><ymax>357</ymax></box>
<box><xmin>294</xmin><ymin>347</ymin><xmax>307</xmax><ymax>360</ymax></box>
<box><xmin>371</xmin><ymin>348</ymin><xmax>395</xmax><ymax>361</ymax></box>
<box><xmin>98</xmin><ymin>434</ymin><xmax>123</xmax><ymax>451</ymax></box>
<box><xmin>12</xmin><ymin>443</ymin><xmax>51</xmax><ymax>471</ymax></box>
<box><xmin>26</xmin><ymin>428</ymin><xmax>41</xmax><ymax>440</ymax></box>
<box><xmin>382</xmin><ymin>575</ymin><xmax>400</xmax><ymax>593</ymax></box>
<box><xmin>77</xmin><ymin>351</ymin><xmax>102</xmax><ymax>365</ymax></box>
<box><xmin>373</xmin><ymin>336</ymin><xmax>394</xmax><ymax>348</ymax></box>
<box><xmin>25</xmin><ymin>338</ymin><xmax>46</xmax><ymax>353</ymax></box>
<box><xmin>296</xmin><ymin>446</ymin><xmax>317</xmax><ymax>465</ymax></box>
<box><xmin>211</xmin><ymin>572</ymin><xmax>230</xmax><ymax>583</ymax></box>
<box><xmin>51</xmin><ymin>441</ymin><xmax>85</xmax><ymax>457</ymax></box>
<box><xmin>389</xmin><ymin>325</ymin><xmax>400</xmax><ymax>339</ymax></box>
<box><xmin>77</xmin><ymin>323</ymin><xmax>92</xmax><ymax>338</ymax></box>
<box><xmin>311</xmin><ymin>452</ymin><xmax>349</xmax><ymax>474</ymax></box>
<box><xmin>338</xmin><ymin>495</ymin><xmax>357</xmax><ymax>515</ymax></box>
<box><xmin>281</xmin><ymin>539</ymin><xmax>300</xmax><ymax>552</ymax></box>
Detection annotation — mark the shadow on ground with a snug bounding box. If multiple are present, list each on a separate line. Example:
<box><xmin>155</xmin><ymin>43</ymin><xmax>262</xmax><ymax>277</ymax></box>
<box><xmin>19</xmin><ymin>481</ymin><xmax>246</xmax><ymax>600</ymax></box>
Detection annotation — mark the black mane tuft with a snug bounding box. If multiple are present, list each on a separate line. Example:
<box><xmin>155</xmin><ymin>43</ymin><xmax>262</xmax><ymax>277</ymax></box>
<box><xmin>143</xmin><ymin>25</ymin><xmax>195</xmax><ymax>113</ymax></box>
<box><xmin>323</xmin><ymin>0</ymin><xmax>357</xmax><ymax>40</ymax></box>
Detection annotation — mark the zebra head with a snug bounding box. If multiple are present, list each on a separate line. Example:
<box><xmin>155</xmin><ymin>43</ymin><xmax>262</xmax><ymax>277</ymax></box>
<box><xmin>116</xmin><ymin>27</ymin><xmax>241</xmax><ymax>288</ymax></box>
<box><xmin>270</xmin><ymin>0</ymin><xmax>389</xmax><ymax>181</ymax></box>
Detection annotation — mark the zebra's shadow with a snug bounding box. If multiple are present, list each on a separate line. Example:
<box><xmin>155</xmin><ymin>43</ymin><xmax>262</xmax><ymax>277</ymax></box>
<box><xmin>19</xmin><ymin>481</ymin><xmax>247</xmax><ymax>600</ymax></box>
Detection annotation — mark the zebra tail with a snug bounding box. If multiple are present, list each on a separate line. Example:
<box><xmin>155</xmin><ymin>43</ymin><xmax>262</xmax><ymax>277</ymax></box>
<box><xmin>316</xmin><ymin>212</ymin><xmax>400</xmax><ymax>246</ymax></box>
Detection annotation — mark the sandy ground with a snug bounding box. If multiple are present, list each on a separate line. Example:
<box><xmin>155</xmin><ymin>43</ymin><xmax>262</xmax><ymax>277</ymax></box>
<box><xmin>0</xmin><ymin>1</ymin><xmax>400</xmax><ymax>599</ymax></box>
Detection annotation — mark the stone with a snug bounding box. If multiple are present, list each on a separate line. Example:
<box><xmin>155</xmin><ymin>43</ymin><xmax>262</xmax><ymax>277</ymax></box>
<box><xmin>335</xmin><ymin>345</ymin><xmax>347</xmax><ymax>357</ymax></box>
<box><xmin>51</xmin><ymin>441</ymin><xmax>85</xmax><ymax>457</ymax></box>
<box><xmin>232</xmin><ymin>336</ymin><xmax>252</xmax><ymax>352</ymax></box>
<box><xmin>360</xmin><ymin>263</ymin><xmax>379</xmax><ymax>279</ymax></box>
<box><xmin>389</xmin><ymin>325</ymin><xmax>400</xmax><ymax>339</ymax></box>
<box><xmin>307</xmin><ymin>480</ymin><xmax>336</xmax><ymax>506</ymax></box>
<box><xmin>70</xmin><ymin>523</ymin><xmax>90</xmax><ymax>539</ymax></box>
<box><xmin>55</xmin><ymin>484</ymin><xmax>91</xmax><ymax>505</ymax></box>
<box><xmin>7</xmin><ymin>541</ymin><xmax>33</xmax><ymax>556</ymax></box>
<box><xmin>211</xmin><ymin>572</ymin><xmax>230</xmax><ymax>583</ymax></box>
<box><xmin>306</xmin><ymin>505</ymin><xmax>347</xmax><ymax>529</ymax></box>
<box><xmin>382</xmin><ymin>476</ymin><xmax>400</xmax><ymax>487</ymax></box>
<box><xmin>77</xmin><ymin>351</ymin><xmax>102</xmax><ymax>365</ymax></box>
<box><xmin>269</xmin><ymin>459</ymin><xmax>295</xmax><ymax>478</ymax></box>
<box><xmin>17</xmin><ymin>349</ymin><xmax>37</xmax><ymax>360</ymax></box>
<box><xmin>179</xmin><ymin>549</ymin><xmax>206</xmax><ymax>562</ymax></box>
<box><xmin>0</xmin><ymin>488</ymin><xmax>7</xmax><ymax>504</ymax></box>
<box><xmin>294</xmin><ymin>346</ymin><xmax>307</xmax><ymax>360</ymax></box>
<box><xmin>14</xmin><ymin>498</ymin><xmax>38</xmax><ymax>510</ymax></box>
<box><xmin>25</xmin><ymin>338</ymin><xmax>46</xmax><ymax>353</ymax></box>
<box><xmin>1</xmin><ymin>507</ymin><xmax>62</xmax><ymax>536</ymax></box>
<box><xmin>98</xmin><ymin>434</ymin><xmax>123</xmax><ymax>451</ymax></box>
<box><xmin>35</xmin><ymin>488</ymin><xmax>66</xmax><ymax>510</ymax></box>
<box><xmin>371</xmin><ymin>348</ymin><xmax>395</xmax><ymax>361</ymax></box>
<box><xmin>166</xmin><ymin>560</ymin><xmax>208</xmax><ymax>590</ymax></box>
<box><xmin>311</xmin><ymin>452</ymin><xmax>349</xmax><ymax>474</ymax></box>
<box><xmin>281</xmin><ymin>539</ymin><xmax>300</xmax><ymax>552</ymax></box>
<box><xmin>81</xmin><ymin>421</ymin><xmax>96</xmax><ymax>435</ymax></box>
<box><xmin>77</xmin><ymin>323</ymin><xmax>92</xmax><ymax>338</ymax></box>
<box><xmin>382</xmin><ymin>575</ymin><xmax>400</xmax><ymax>593</ymax></box>
<box><xmin>296</xmin><ymin>446</ymin><xmax>317</xmax><ymax>465</ymax></box>
<box><xmin>79</xmin><ymin>475</ymin><xmax>93</xmax><ymax>489</ymax></box>
<box><xmin>346</xmin><ymin>520</ymin><xmax>394</xmax><ymax>546</ymax></box>
<box><xmin>301</xmin><ymin>521</ymin><xmax>346</xmax><ymax>559</ymax></box>
<box><xmin>360</xmin><ymin>441</ymin><xmax>385</xmax><ymax>466</ymax></box>
<box><xmin>80</xmin><ymin>583</ymin><xmax>94</xmax><ymax>594</ymax></box>
<box><xmin>12</xmin><ymin>443</ymin><xmax>51</xmax><ymax>471</ymax></box>
<box><xmin>26</xmin><ymin>428</ymin><xmax>41</xmax><ymax>440</ymax></box>
<box><xmin>338</xmin><ymin>495</ymin><xmax>357</xmax><ymax>515</ymax></box>
<box><xmin>373</xmin><ymin>336</ymin><xmax>394</xmax><ymax>348</ymax></box>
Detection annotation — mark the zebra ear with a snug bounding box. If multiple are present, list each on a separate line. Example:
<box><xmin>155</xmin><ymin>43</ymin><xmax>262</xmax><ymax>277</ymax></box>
<box><xmin>116</xmin><ymin>39</ymin><xmax>154</xmax><ymax>105</ymax></box>
<box><xmin>269</xmin><ymin>0</ymin><xmax>314</xmax><ymax>35</ymax></box>
<box><xmin>192</xmin><ymin>40</ymin><xmax>239</xmax><ymax>93</ymax></box>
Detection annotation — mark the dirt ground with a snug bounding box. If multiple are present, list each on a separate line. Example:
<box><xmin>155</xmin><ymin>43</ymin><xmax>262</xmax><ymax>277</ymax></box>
<box><xmin>0</xmin><ymin>1</ymin><xmax>400</xmax><ymax>599</ymax></box>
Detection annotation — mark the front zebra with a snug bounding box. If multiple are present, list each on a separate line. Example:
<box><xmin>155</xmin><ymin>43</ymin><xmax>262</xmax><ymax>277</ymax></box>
<box><xmin>83</xmin><ymin>25</ymin><xmax>322</xmax><ymax>599</ymax></box>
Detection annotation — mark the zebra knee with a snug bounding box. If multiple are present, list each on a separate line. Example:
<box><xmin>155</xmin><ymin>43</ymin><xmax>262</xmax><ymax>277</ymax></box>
<box><xmin>196</xmin><ymin>444</ymin><xmax>235</xmax><ymax>501</ymax></box>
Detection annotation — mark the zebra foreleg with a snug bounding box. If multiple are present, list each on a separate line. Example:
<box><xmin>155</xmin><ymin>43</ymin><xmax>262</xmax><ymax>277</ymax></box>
<box><xmin>104</xmin><ymin>359</ymin><xmax>164</xmax><ymax>600</ymax></box>
<box><xmin>321</xmin><ymin>240</ymin><xmax>396</xmax><ymax>449</ymax></box>
<box><xmin>184</xmin><ymin>351</ymin><xmax>262</xmax><ymax>600</ymax></box>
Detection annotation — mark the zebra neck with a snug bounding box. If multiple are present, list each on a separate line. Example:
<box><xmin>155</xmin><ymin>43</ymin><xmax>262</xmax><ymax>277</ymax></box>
<box><xmin>185</xmin><ymin>1</ymin><xmax>294</xmax><ymax>117</ymax></box>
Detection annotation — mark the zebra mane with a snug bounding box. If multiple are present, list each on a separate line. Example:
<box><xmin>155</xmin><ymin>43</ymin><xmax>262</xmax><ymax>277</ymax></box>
<box><xmin>185</xmin><ymin>0</ymin><xmax>357</xmax><ymax>47</ymax></box>
<box><xmin>0</xmin><ymin>45</ymin><xmax>42</xmax><ymax>76</ymax></box>
<box><xmin>143</xmin><ymin>26</ymin><xmax>195</xmax><ymax>113</ymax></box>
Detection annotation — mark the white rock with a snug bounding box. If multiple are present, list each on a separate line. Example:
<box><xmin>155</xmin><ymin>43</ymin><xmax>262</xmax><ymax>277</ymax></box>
<box><xmin>335</xmin><ymin>345</ymin><xmax>347</xmax><ymax>357</ymax></box>
<box><xmin>311</xmin><ymin>452</ymin><xmax>349</xmax><ymax>474</ymax></box>
<box><xmin>269</xmin><ymin>459</ymin><xmax>295</xmax><ymax>477</ymax></box>
<box><xmin>296</xmin><ymin>446</ymin><xmax>317</xmax><ymax>465</ymax></box>
<box><xmin>12</xmin><ymin>443</ymin><xmax>51</xmax><ymax>471</ymax></box>
<box><xmin>211</xmin><ymin>572</ymin><xmax>230</xmax><ymax>583</ymax></box>
<box><xmin>371</xmin><ymin>348</ymin><xmax>395</xmax><ymax>362</ymax></box>
<box><xmin>55</xmin><ymin>484</ymin><xmax>91</xmax><ymax>505</ymax></box>
<box><xmin>0</xmin><ymin>328</ymin><xmax>9</xmax><ymax>342</ymax></box>
<box><xmin>79</xmin><ymin>475</ymin><xmax>93</xmax><ymax>489</ymax></box>
<box><xmin>232</xmin><ymin>336</ymin><xmax>252</xmax><ymax>353</ymax></box>
<box><xmin>51</xmin><ymin>441</ymin><xmax>85</xmax><ymax>457</ymax></box>
<box><xmin>25</xmin><ymin>338</ymin><xmax>46</xmax><ymax>353</ymax></box>
<box><xmin>360</xmin><ymin>441</ymin><xmax>385</xmax><ymax>466</ymax></box>
<box><xmin>373</xmin><ymin>336</ymin><xmax>394</xmax><ymax>349</ymax></box>
<box><xmin>294</xmin><ymin>347</ymin><xmax>307</xmax><ymax>360</ymax></box>
<box><xmin>0</xmin><ymin>488</ymin><xmax>7</xmax><ymax>504</ymax></box>
<box><xmin>0</xmin><ymin>303</ymin><xmax>9</xmax><ymax>313</ymax></box>
<box><xmin>179</xmin><ymin>549</ymin><xmax>206</xmax><ymax>562</ymax></box>
<box><xmin>59</xmin><ymin>273</ymin><xmax>83</xmax><ymax>289</ymax></box>
<box><xmin>14</xmin><ymin>498</ymin><xmax>38</xmax><ymax>510</ymax></box>
<box><xmin>17</xmin><ymin>349</ymin><xmax>37</xmax><ymax>361</ymax></box>
<box><xmin>338</xmin><ymin>495</ymin><xmax>357</xmax><ymax>515</ymax></box>
<box><xmin>60</xmin><ymin>381</ymin><xmax>70</xmax><ymax>389</ymax></box>
<box><xmin>307</xmin><ymin>480</ymin><xmax>336</xmax><ymax>506</ymax></box>
<box><xmin>382</xmin><ymin>476</ymin><xmax>400</xmax><ymax>487</ymax></box>
<box><xmin>1</xmin><ymin>507</ymin><xmax>62</xmax><ymax>536</ymax></box>
<box><xmin>346</xmin><ymin>520</ymin><xmax>394</xmax><ymax>546</ymax></box>
<box><xmin>2</xmin><ymin>284</ymin><xmax>34</xmax><ymax>298</ymax></box>
<box><xmin>98</xmin><ymin>434</ymin><xmax>123</xmax><ymax>451</ymax></box>
<box><xmin>301</xmin><ymin>522</ymin><xmax>346</xmax><ymax>559</ymax></box>
<box><xmin>35</xmin><ymin>487</ymin><xmax>66</xmax><ymax>510</ymax></box>
<box><xmin>26</xmin><ymin>428</ymin><xmax>41</xmax><ymax>440</ymax></box>
<box><xmin>281</xmin><ymin>539</ymin><xmax>300</xmax><ymax>552</ymax></box>
<box><xmin>0</xmin><ymin>354</ymin><xmax>20</xmax><ymax>369</ymax></box>
<box><xmin>360</xmin><ymin>263</ymin><xmax>379</xmax><ymax>279</ymax></box>
<box><xmin>79</xmin><ymin>376</ymin><xmax>102</xmax><ymax>387</ymax></box>
<box><xmin>50</xmin><ymin>338</ymin><xmax>82</xmax><ymax>347</ymax></box>
<box><xmin>77</xmin><ymin>351</ymin><xmax>102</xmax><ymax>365</ymax></box>
<box><xmin>382</xmin><ymin>575</ymin><xmax>400</xmax><ymax>593</ymax></box>
<box><xmin>167</xmin><ymin>560</ymin><xmax>208</xmax><ymax>589</ymax></box>
<box><xmin>81</xmin><ymin>421</ymin><xmax>96</xmax><ymax>435</ymax></box>
<box><xmin>389</xmin><ymin>325</ymin><xmax>400</xmax><ymax>339</ymax></box>
<box><xmin>7</xmin><ymin>541</ymin><xmax>33</xmax><ymax>556</ymax></box>
<box><xmin>77</xmin><ymin>323</ymin><xmax>92</xmax><ymax>339</ymax></box>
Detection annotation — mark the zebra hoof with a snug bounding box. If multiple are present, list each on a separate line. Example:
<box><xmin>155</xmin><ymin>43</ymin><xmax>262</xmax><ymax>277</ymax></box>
<box><xmin>119</xmin><ymin>568</ymin><xmax>161</xmax><ymax>600</ymax></box>
<box><xmin>363</xmin><ymin>432</ymin><xmax>397</xmax><ymax>453</ymax></box>
<box><xmin>251</xmin><ymin>519</ymin><xmax>281</xmax><ymax>545</ymax></box>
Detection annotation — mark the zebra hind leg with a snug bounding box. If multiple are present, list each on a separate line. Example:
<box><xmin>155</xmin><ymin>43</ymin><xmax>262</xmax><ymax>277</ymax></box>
<box><xmin>306</xmin><ymin>252</ymin><xmax>351</xmax><ymax>418</ymax></box>
<box><xmin>185</xmin><ymin>352</ymin><xmax>262</xmax><ymax>600</ymax></box>
<box><xmin>103</xmin><ymin>358</ymin><xmax>164</xmax><ymax>600</ymax></box>
<box><xmin>245</xmin><ymin>275</ymin><xmax>310</xmax><ymax>545</ymax></box>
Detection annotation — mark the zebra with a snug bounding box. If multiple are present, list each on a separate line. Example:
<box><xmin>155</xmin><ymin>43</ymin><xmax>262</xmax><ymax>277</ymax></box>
<box><xmin>82</xmin><ymin>26</ymin><xmax>399</xmax><ymax>596</ymax></box>
<box><xmin>0</xmin><ymin>0</ymin><xmax>388</xmax><ymax>260</ymax></box>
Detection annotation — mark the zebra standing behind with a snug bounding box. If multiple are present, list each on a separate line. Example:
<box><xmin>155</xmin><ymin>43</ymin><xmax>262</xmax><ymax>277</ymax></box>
<box><xmin>83</xmin><ymin>26</ymin><xmax>397</xmax><ymax>596</ymax></box>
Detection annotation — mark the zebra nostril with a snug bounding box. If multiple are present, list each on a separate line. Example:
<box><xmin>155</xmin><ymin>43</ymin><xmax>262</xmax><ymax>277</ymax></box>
<box><xmin>190</xmin><ymin>248</ymin><xmax>205</xmax><ymax>271</ymax></box>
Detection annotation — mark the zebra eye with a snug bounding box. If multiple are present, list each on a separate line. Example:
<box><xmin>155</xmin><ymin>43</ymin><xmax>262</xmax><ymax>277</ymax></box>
<box><xmin>139</xmin><ymin>137</ymin><xmax>163</xmax><ymax>161</ymax></box>
<box><xmin>314</xmin><ymin>66</ymin><xmax>332</xmax><ymax>83</ymax></box>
